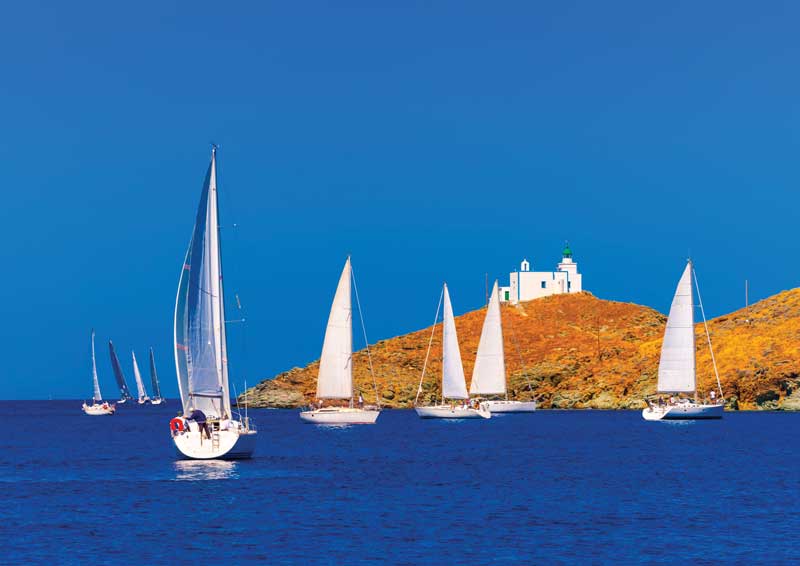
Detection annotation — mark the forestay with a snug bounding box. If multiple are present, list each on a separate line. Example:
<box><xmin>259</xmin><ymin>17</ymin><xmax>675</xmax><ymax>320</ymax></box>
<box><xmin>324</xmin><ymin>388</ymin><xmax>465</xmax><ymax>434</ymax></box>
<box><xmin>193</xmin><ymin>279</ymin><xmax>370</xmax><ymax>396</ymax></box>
<box><xmin>91</xmin><ymin>330</ymin><xmax>102</xmax><ymax>402</ymax></box>
<box><xmin>442</xmin><ymin>284</ymin><xmax>468</xmax><ymax>400</ymax></box>
<box><xmin>317</xmin><ymin>258</ymin><xmax>353</xmax><ymax>399</ymax></box>
<box><xmin>657</xmin><ymin>262</ymin><xmax>696</xmax><ymax>393</ymax></box>
<box><xmin>174</xmin><ymin>148</ymin><xmax>231</xmax><ymax>418</ymax></box>
<box><xmin>470</xmin><ymin>281</ymin><xmax>507</xmax><ymax>396</ymax></box>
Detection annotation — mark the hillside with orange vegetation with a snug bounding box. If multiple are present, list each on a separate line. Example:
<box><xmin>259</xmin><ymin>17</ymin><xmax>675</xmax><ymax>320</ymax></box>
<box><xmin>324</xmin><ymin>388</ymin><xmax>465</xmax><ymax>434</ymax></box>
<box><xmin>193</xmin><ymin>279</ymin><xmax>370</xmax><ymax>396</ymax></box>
<box><xmin>241</xmin><ymin>289</ymin><xmax>800</xmax><ymax>410</ymax></box>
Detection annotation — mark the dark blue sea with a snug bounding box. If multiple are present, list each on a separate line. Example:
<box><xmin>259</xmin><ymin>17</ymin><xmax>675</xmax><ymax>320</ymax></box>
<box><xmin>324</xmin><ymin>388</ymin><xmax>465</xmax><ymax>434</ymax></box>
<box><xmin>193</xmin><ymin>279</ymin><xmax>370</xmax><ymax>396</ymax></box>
<box><xmin>2</xmin><ymin>402</ymin><xmax>799</xmax><ymax>565</ymax></box>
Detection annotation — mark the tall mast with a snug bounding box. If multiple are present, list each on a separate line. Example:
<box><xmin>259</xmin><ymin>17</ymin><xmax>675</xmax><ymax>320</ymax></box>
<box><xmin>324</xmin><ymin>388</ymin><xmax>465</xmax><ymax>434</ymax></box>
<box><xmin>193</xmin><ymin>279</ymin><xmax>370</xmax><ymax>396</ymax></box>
<box><xmin>690</xmin><ymin>260</ymin><xmax>697</xmax><ymax>402</ymax></box>
<box><xmin>209</xmin><ymin>146</ymin><xmax>231</xmax><ymax>417</ymax></box>
<box><xmin>91</xmin><ymin>329</ymin><xmax>101</xmax><ymax>402</ymax></box>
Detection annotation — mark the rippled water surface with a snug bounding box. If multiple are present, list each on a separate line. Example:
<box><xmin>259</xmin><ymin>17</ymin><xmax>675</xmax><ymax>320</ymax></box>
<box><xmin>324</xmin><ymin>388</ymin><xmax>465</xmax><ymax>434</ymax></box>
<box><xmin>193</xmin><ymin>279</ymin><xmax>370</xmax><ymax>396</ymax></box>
<box><xmin>2</xmin><ymin>401</ymin><xmax>799</xmax><ymax>564</ymax></box>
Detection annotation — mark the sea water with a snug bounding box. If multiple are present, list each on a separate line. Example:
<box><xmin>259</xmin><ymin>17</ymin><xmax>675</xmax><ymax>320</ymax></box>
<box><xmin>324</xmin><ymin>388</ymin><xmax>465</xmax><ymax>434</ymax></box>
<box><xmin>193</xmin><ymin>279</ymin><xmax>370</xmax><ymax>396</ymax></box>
<box><xmin>2</xmin><ymin>401</ymin><xmax>799</xmax><ymax>564</ymax></box>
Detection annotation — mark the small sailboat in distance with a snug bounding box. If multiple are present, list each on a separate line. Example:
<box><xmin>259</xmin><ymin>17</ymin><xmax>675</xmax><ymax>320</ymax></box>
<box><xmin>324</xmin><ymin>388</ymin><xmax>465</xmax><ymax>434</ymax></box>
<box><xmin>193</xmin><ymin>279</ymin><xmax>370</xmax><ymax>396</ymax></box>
<box><xmin>470</xmin><ymin>281</ymin><xmax>536</xmax><ymax>413</ymax></box>
<box><xmin>149</xmin><ymin>348</ymin><xmax>165</xmax><ymax>405</ymax></box>
<box><xmin>300</xmin><ymin>256</ymin><xmax>381</xmax><ymax>424</ymax></box>
<box><xmin>171</xmin><ymin>146</ymin><xmax>256</xmax><ymax>459</ymax></box>
<box><xmin>109</xmin><ymin>341</ymin><xmax>134</xmax><ymax>404</ymax></box>
<box><xmin>132</xmin><ymin>351</ymin><xmax>150</xmax><ymax>404</ymax></box>
<box><xmin>415</xmin><ymin>284</ymin><xmax>491</xmax><ymax>419</ymax></box>
<box><xmin>642</xmin><ymin>259</ymin><xmax>725</xmax><ymax>421</ymax></box>
<box><xmin>82</xmin><ymin>330</ymin><xmax>115</xmax><ymax>415</ymax></box>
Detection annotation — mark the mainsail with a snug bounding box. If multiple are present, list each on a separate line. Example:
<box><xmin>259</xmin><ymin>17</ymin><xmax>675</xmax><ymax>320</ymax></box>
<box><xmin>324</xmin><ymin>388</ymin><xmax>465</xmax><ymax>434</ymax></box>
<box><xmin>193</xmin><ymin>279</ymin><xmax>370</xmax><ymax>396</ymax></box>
<box><xmin>657</xmin><ymin>261</ymin><xmax>696</xmax><ymax>393</ymax></box>
<box><xmin>149</xmin><ymin>348</ymin><xmax>161</xmax><ymax>399</ymax></box>
<box><xmin>109</xmin><ymin>341</ymin><xmax>133</xmax><ymax>400</ymax></box>
<box><xmin>174</xmin><ymin>147</ymin><xmax>231</xmax><ymax>418</ymax></box>
<box><xmin>132</xmin><ymin>351</ymin><xmax>148</xmax><ymax>401</ymax></box>
<box><xmin>317</xmin><ymin>257</ymin><xmax>353</xmax><ymax>399</ymax></box>
<box><xmin>91</xmin><ymin>329</ymin><xmax>102</xmax><ymax>402</ymax></box>
<box><xmin>470</xmin><ymin>281</ymin><xmax>507</xmax><ymax>396</ymax></box>
<box><xmin>442</xmin><ymin>284</ymin><xmax>468</xmax><ymax>400</ymax></box>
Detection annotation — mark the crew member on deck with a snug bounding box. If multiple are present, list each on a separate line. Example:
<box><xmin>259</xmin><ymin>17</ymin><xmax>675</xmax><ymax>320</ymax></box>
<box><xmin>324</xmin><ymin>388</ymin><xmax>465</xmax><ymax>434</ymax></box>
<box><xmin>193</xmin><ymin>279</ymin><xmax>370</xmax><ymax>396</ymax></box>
<box><xmin>185</xmin><ymin>408</ymin><xmax>210</xmax><ymax>439</ymax></box>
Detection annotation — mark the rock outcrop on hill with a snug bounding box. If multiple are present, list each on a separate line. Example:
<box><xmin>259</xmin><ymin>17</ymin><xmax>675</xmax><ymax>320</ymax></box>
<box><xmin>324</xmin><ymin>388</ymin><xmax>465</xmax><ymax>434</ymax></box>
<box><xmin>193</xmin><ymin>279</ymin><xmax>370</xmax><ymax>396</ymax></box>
<box><xmin>241</xmin><ymin>289</ymin><xmax>800</xmax><ymax>410</ymax></box>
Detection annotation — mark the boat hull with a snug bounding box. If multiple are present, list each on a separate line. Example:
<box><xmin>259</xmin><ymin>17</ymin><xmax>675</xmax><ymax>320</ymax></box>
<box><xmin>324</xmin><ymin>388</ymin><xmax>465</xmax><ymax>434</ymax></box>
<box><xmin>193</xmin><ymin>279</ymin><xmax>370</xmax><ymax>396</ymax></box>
<box><xmin>299</xmin><ymin>408</ymin><xmax>380</xmax><ymax>424</ymax></box>
<box><xmin>483</xmin><ymin>400</ymin><xmax>537</xmax><ymax>413</ymax></box>
<box><xmin>150</xmin><ymin>398</ymin><xmax>164</xmax><ymax>405</ymax></box>
<box><xmin>415</xmin><ymin>405</ymin><xmax>491</xmax><ymax>419</ymax></box>
<box><xmin>642</xmin><ymin>402</ymin><xmax>724</xmax><ymax>421</ymax></box>
<box><xmin>82</xmin><ymin>403</ymin><xmax>115</xmax><ymax>415</ymax></box>
<box><xmin>172</xmin><ymin>425</ymin><xmax>257</xmax><ymax>460</ymax></box>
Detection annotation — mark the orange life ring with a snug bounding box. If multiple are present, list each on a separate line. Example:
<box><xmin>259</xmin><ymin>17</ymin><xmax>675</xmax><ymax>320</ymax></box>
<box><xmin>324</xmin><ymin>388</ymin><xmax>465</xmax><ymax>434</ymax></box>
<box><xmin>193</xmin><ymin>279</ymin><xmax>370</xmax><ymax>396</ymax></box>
<box><xmin>170</xmin><ymin>417</ymin><xmax>185</xmax><ymax>434</ymax></box>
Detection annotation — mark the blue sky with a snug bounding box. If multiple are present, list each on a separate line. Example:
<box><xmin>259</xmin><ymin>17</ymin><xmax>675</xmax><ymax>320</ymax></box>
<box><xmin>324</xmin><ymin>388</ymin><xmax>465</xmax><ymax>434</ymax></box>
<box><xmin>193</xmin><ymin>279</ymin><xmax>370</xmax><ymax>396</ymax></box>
<box><xmin>2</xmin><ymin>1</ymin><xmax>799</xmax><ymax>399</ymax></box>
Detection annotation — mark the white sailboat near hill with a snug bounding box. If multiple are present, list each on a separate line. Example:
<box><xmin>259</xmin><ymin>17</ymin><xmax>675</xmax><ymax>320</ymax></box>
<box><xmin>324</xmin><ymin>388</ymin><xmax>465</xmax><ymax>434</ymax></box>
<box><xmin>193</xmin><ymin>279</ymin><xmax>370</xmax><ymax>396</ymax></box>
<box><xmin>470</xmin><ymin>281</ymin><xmax>536</xmax><ymax>413</ymax></box>
<box><xmin>642</xmin><ymin>260</ymin><xmax>725</xmax><ymax>421</ymax></box>
<box><xmin>171</xmin><ymin>146</ymin><xmax>256</xmax><ymax>459</ymax></box>
<box><xmin>415</xmin><ymin>283</ymin><xmax>491</xmax><ymax>419</ymax></box>
<box><xmin>132</xmin><ymin>351</ymin><xmax>150</xmax><ymax>404</ymax></box>
<box><xmin>108</xmin><ymin>341</ymin><xmax>133</xmax><ymax>404</ymax></box>
<box><xmin>300</xmin><ymin>257</ymin><xmax>381</xmax><ymax>424</ymax></box>
<box><xmin>82</xmin><ymin>330</ymin><xmax>115</xmax><ymax>415</ymax></box>
<box><xmin>149</xmin><ymin>348</ymin><xmax>164</xmax><ymax>405</ymax></box>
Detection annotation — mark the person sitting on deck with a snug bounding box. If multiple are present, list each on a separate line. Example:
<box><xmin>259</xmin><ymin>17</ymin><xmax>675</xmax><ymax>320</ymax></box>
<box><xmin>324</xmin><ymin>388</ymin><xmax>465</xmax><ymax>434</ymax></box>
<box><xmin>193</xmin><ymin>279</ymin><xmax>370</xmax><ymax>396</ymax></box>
<box><xmin>185</xmin><ymin>408</ymin><xmax>210</xmax><ymax>439</ymax></box>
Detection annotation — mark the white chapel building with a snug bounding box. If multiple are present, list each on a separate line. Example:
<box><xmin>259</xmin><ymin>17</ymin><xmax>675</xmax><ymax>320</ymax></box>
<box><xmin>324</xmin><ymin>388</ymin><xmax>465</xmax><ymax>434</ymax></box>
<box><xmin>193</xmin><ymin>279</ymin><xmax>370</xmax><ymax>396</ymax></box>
<box><xmin>499</xmin><ymin>244</ymin><xmax>583</xmax><ymax>304</ymax></box>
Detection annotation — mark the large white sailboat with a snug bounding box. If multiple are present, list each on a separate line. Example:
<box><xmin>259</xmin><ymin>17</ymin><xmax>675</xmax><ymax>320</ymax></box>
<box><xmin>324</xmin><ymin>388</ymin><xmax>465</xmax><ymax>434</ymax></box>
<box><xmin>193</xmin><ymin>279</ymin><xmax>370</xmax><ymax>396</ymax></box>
<box><xmin>82</xmin><ymin>329</ymin><xmax>115</xmax><ymax>415</ymax></box>
<box><xmin>642</xmin><ymin>260</ymin><xmax>725</xmax><ymax>421</ymax></box>
<box><xmin>132</xmin><ymin>351</ymin><xmax>150</xmax><ymax>404</ymax></box>
<box><xmin>300</xmin><ymin>257</ymin><xmax>381</xmax><ymax>424</ymax></box>
<box><xmin>171</xmin><ymin>146</ymin><xmax>257</xmax><ymax>459</ymax></box>
<box><xmin>415</xmin><ymin>284</ymin><xmax>491</xmax><ymax>419</ymax></box>
<box><xmin>470</xmin><ymin>281</ymin><xmax>537</xmax><ymax>413</ymax></box>
<box><xmin>149</xmin><ymin>348</ymin><xmax>165</xmax><ymax>405</ymax></box>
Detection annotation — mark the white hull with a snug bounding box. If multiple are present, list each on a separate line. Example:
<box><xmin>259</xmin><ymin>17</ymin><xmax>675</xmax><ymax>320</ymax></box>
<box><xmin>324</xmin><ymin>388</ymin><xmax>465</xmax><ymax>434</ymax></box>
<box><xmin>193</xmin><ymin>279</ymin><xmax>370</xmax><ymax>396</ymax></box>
<box><xmin>300</xmin><ymin>407</ymin><xmax>380</xmax><ymax>424</ymax></box>
<box><xmin>150</xmin><ymin>398</ymin><xmax>165</xmax><ymax>405</ymax></box>
<box><xmin>82</xmin><ymin>402</ymin><xmax>115</xmax><ymax>415</ymax></box>
<box><xmin>415</xmin><ymin>405</ymin><xmax>491</xmax><ymax>419</ymax></box>
<box><xmin>642</xmin><ymin>402</ymin><xmax>724</xmax><ymax>421</ymax></box>
<box><xmin>173</xmin><ymin>422</ymin><xmax>257</xmax><ymax>460</ymax></box>
<box><xmin>138</xmin><ymin>398</ymin><xmax>150</xmax><ymax>405</ymax></box>
<box><xmin>484</xmin><ymin>400</ymin><xmax>537</xmax><ymax>413</ymax></box>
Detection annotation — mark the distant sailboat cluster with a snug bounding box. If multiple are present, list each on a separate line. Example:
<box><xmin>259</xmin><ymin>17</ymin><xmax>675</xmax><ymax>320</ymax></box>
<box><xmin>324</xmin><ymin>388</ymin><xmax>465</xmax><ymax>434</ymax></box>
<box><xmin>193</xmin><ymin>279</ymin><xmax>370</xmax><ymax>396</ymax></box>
<box><xmin>82</xmin><ymin>331</ymin><xmax>165</xmax><ymax>415</ymax></box>
<box><xmin>411</xmin><ymin>281</ymin><xmax>534</xmax><ymax>420</ymax></box>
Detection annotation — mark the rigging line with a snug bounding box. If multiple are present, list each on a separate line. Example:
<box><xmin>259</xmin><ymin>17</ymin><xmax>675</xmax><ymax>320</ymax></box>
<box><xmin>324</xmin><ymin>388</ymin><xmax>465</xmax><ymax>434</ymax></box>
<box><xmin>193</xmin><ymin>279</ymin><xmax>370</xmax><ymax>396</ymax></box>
<box><xmin>692</xmin><ymin>266</ymin><xmax>724</xmax><ymax>399</ymax></box>
<box><xmin>231</xmin><ymin>380</ymin><xmax>241</xmax><ymax>419</ymax></box>
<box><xmin>351</xmin><ymin>264</ymin><xmax>381</xmax><ymax>409</ymax></box>
<box><xmin>415</xmin><ymin>286</ymin><xmax>444</xmax><ymax>407</ymax></box>
<box><xmin>215</xmin><ymin>146</ymin><xmax>250</xmax><ymax>398</ymax></box>
<box><xmin>505</xmin><ymin>304</ymin><xmax>536</xmax><ymax>395</ymax></box>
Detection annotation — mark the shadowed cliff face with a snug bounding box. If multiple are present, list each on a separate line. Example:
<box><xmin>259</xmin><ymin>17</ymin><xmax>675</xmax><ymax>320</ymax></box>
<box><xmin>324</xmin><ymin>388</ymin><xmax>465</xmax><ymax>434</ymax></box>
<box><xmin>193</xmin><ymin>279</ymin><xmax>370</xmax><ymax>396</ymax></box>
<box><xmin>240</xmin><ymin>289</ymin><xmax>800</xmax><ymax>410</ymax></box>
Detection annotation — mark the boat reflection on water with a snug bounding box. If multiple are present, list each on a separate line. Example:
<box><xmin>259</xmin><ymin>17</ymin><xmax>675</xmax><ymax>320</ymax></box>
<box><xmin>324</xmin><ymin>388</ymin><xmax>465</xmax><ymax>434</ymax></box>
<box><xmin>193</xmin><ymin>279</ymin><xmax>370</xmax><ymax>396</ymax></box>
<box><xmin>173</xmin><ymin>460</ymin><xmax>238</xmax><ymax>481</ymax></box>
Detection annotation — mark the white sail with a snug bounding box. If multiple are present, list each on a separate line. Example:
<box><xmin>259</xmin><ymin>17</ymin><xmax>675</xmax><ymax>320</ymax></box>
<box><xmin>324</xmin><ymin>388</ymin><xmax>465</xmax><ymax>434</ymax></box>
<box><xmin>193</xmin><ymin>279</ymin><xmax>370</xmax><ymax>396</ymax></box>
<box><xmin>317</xmin><ymin>257</ymin><xmax>353</xmax><ymax>399</ymax></box>
<box><xmin>657</xmin><ymin>261</ymin><xmax>696</xmax><ymax>393</ymax></box>
<box><xmin>174</xmin><ymin>147</ymin><xmax>231</xmax><ymax>418</ymax></box>
<box><xmin>132</xmin><ymin>351</ymin><xmax>148</xmax><ymax>401</ymax></box>
<box><xmin>470</xmin><ymin>281</ymin><xmax>506</xmax><ymax>396</ymax></box>
<box><xmin>442</xmin><ymin>284</ymin><xmax>468</xmax><ymax>400</ymax></box>
<box><xmin>91</xmin><ymin>330</ymin><xmax>102</xmax><ymax>402</ymax></box>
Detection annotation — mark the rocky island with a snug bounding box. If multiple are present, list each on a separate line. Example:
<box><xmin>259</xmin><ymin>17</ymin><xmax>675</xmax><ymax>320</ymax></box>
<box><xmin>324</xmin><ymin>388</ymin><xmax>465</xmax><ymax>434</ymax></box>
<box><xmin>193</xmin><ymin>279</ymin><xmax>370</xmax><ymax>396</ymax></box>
<box><xmin>240</xmin><ymin>289</ymin><xmax>800</xmax><ymax>411</ymax></box>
